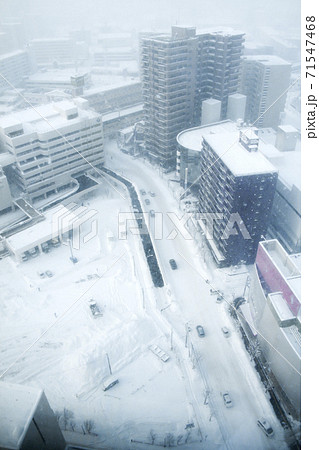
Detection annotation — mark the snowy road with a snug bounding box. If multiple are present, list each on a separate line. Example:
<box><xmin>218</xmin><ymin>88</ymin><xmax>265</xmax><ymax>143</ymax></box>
<box><xmin>105</xmin><ymin>141</ymin><xmax>288</xmax><ymax>449</ymax></box>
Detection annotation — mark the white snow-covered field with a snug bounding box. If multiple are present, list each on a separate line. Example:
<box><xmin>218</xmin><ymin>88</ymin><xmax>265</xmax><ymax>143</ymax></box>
<box><xmin>0</xmin><ymin>186</ymin><xmax>207</xmax><ymax>449</ymax></box>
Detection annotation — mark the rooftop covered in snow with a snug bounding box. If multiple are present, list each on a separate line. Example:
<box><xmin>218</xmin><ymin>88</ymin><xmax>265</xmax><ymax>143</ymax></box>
<box><xmin>0</xmin><ymin>100</ymin><xmax>99</xmax><ymax>136</ymax></box>
<box><xmin>0</xmin><ymin>382</ymin><xmax>43</xmax><ymax>449</ymax></box>
<box><xmin>203</xmin><ymin>130</ymin><xmax>277</xmax><ymax>177</ymax></box>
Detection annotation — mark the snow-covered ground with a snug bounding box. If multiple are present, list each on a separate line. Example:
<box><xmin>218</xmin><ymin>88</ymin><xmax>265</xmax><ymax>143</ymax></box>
<box><xmin>0</xmin><ymin>141</ymin><xmax>289</xmax><ymax>449</ymax></box>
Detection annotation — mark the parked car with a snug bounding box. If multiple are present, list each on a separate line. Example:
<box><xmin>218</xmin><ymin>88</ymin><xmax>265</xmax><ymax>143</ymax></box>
<box><xmin>221</xmin><ymin>326</ymin><xmax>230</xmax><ymax>337</ymax></box>
<box><xmin>103</xmin><ymin>378</ymin><xmax>119</xmax><ymax>391</ymax></box>
<box><xmin>257</xmin><ymin>418</ymin><xmax>274</xmax><ymax>437</ymax></box>
<box><xmin>140</xmin><ymin>189</ymin><xmax>146</xmax><ymax>195</ymax></box>
<box><xmin>216</xmin><ymin>296</ymin><xmax>223</xmax><ymax>303</ymax></box>
<box><xmin>29</xmin><ymin>248</ymin><xmax>38</xmax><ymax>258</ymax></box>
<box><xmin>169</xmin><ymin>259</ymin><xmax>177</xmax><ymax>270</ymax></box>
<box><xmin>149</xmin><ymin>191</ymin><xmax>156</xmax><ymax>197</ymax></box>
<box><xmin>45</xmin><ymin>270</ymin><xmax>53</xmax><ymax>278</ymax></box>
<box><xmin>145</xmin><ymin>198</ymin><xmax>150</xmax><ymax>205</ymax></box>
<box><xmin>88</xmin><ymin>299</ymin><xmax>103</xmax><ymax>318</ymax></box>
<box><xmin>150</xmin><ymin>209</ymin><xmax>155</xmax><ymax>217</ymax></box>
<box><xmin>21</xmin><ymin>253</ymin><xmax>29</xmax><ymax>262</ymax></box>
<box><xmin>222</xmin><ymin>391</ymin><xmax>233</xmax><ymax>408</ymax></box>
<box><xmin>38</xmin><ymin>271</ymin><xmax>46</xmax><ymax>279</ymax></box>
<box><xmin>196</xmin><ymin>325</ymin><xmax>205</xmax><ymax>337</ymax></box>
<box><xmin>51</xmin><ymin>238</ymin><xmax>60</xmax><ymax>247</ymax></box>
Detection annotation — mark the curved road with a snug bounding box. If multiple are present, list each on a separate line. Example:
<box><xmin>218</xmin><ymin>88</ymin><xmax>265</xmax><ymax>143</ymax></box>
<box><xmin>105</xmin><ymin>143</ymin><xmax>288</xmax><ymax>450</ymax></box>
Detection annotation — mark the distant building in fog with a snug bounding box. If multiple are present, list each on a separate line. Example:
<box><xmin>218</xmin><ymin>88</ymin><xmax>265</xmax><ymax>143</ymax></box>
<box><xmin>240</xmin><ymin>55</ymin><xmax>291</xmax><ymax>128</ymax></box>
<box><xmin>0</xmin><ymin>51</ymin><xmax>31</xmax><ymax>91</ymax></box>
<box><xmin>29</xmin><ymin>38</ymin><xmax>76</xmax><ymax>66</ymax></box>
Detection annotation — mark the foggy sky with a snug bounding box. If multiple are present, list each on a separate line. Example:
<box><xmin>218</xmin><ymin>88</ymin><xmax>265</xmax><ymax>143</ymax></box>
<box><xmin>0</xmin><ymin>0</ymin><xmax>300</xmax><ymax>38</ymax></box>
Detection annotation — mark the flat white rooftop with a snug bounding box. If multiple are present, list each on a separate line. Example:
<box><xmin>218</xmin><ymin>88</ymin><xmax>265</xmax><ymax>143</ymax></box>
<box><xmin>6</xmin><ymin>204</ymin><xmax>88</xmax><ymax>254</ymax></box>
<box><xmin>203</xmin><ymin>131</ymin><xmax>277</xmax><ymax>176</ymax></box>
<box><xmin>177</xmin><ymin>120</ymin><xmax>238</xmax><ymax>151</ymax></box>
<box><xmin>27</xmin><ymin>69</ymin><xmax>89</xmax><ymax>84</ymax></box>
<box><xmin>0</xmin><ymin>382</ymin><xmax>42</xmax><ymax>449</ymax></box>
<box><xmin>0</xmin><ymin>100</ymin><xmax>99</xmax><ymax>135</ymax></box>
<box><xmin>244</xmin><ymin>54</ymin><xmax>291</xmax><ymax>66</ymax></box>
<box><xmin>269</xmin><ymin>292</ymin><xmax>295</xmax><ymax>322</ymax></box>
<box><xmin>178</xmin><ymin>121</ymin><xmax>299</xmax><ymax>187</ymax></box>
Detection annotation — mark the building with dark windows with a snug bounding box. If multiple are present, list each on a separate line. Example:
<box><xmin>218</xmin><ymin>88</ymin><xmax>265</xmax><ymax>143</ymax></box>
<box><xmin>141</xmin><ymin>26</ymin><xmax>244</xmax><ymax>168</ymax></box>
<box><xmin>198</xmin><ymin>128</ymin><xmax>278</xmax><ymax>266</ymax></box>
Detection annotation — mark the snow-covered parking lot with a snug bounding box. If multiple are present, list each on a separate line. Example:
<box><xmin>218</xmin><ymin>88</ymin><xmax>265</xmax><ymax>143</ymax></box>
<box><xmin>0</xmin><ymin>186</ymin><xmax>211</xmax><ymax>449</ymax></box>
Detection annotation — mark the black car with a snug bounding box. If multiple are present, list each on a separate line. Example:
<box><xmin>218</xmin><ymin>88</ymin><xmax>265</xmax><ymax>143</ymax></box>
<box><xmin>169</xmin><ymin>259</ymin><xmax>177</xmax><ymax>270</ymax></box>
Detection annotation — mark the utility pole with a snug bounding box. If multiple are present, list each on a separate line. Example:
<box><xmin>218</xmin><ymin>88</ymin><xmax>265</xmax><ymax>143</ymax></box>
<box><xmin>170</xmin><ymin>328</ymin><xmax>173</xmax><ymax>351</ymax></box>
<box><xmin>106</xmin><ymin>353</ymin><xmax>112</xmax><ymax>375</ymax></box>
<box><xmin>243</xmin><ymin>275</ymin><xmax>250</xmax><ymax>298</ymax></box>
<box><xmin>185</xmin><ymin>323</ymin><xmax>189</xmax><ymax>348</ymax></box>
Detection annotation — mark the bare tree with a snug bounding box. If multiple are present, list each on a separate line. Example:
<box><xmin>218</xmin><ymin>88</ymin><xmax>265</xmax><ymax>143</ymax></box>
<box><xmin>56</xmin><ymin>408</ymin><xmax>74</xmax><ymax>431</ymax></box>
<box><xmin>83</xmin><ymin>419</ymin><xmax>96</xmax><ymax>435</ymax></box>
<box><xmin>176</xmin><ymin>434</ymin><xmax>184</xmax><ymax>445</ymax></box>
<box><xmin>149</xmin><ymin>429</ymin><xmax>156</xmax><ymax>444</ymax></box>
<box><xmin>177</xmin><ymin>434</ymin><xmax>183</xmax><ymax>445</ymax></box>
<box><xmin>164</xmin><ymin>433</ymin><xmax>175</xmax><ymax>447</ymax></box>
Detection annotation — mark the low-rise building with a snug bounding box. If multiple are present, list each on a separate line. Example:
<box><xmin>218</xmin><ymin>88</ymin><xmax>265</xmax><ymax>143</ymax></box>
<box><xmin>248</xmin><ymin>239</ymin><xmax>301</xmax><ymax>417</ymax></box>
<box><xmin>0</xmin><ymin>100</ymin><xmax>104</xmax><ymax>203</ymax></box>
<box><xmin>0</xmin><ymin>381</ymin><xmax>65</xmax><ymax>449</ymax></box>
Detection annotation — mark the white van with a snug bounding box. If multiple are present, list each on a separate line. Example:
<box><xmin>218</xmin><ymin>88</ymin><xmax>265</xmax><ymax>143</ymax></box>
<box><xmin>257</xmin><ymin>418</ymin><xmax>274</xmax><ymax>437</ymax></box>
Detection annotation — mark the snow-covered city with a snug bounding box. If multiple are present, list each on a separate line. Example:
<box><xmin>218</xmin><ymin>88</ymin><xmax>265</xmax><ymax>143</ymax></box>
<box><xmin>0</xmin><ymin>0</ymin><xmax>306</xmax><ymax>449</ymax></box>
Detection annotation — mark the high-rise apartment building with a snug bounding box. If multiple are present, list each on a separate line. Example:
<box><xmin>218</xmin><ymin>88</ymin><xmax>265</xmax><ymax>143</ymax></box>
<box><xmin>141</xmin><ymin>26</ymin><xmax>244</xmax><ymax>168</ymax></box>
<box><xmin>240</xmin><ymin>55</ymin><xmax>291</xmax><ymax>128</ymax></box>
<box><xmin>198</xmin><ymin>128</ymin><xmax>278</xmax><ymax>266</ymax></box>
<box><xmin>0</xmin><ymin>99</ymin><xmax>104</xmax><ymax>202</ymax></box>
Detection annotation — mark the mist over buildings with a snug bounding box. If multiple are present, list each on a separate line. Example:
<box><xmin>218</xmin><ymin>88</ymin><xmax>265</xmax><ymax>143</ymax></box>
<box><xmin>1</xmin><ymin>0</ymin><xmax>300</xmax><ymax>38</ymax></box>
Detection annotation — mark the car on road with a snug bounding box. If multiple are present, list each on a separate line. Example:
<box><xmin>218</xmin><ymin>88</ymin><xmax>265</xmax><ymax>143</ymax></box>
<box><xmin>145</xmin><ymin>198</ymin><xmax>150</xmax><ymax>205</ymax></box>
<box><xmin>196</xmin><ymin>325</ymin><xmax>205</xmax><ymax>337</ymax></box>
<box><xmin>221</xmin><ymin>326</ymin><xmax>230</xmax><ymax>337</ymax></box>
<box><xmin>140</xmin><ymin>189</ymin><xmax>146</xmax><ymax>195</ymax></box>
<box><xmin>169</xmin><ymin>259</ymin><xmax>177</xmax><ymax>270</ymax></box>
<box><xmin>45</xmin><ymin>270</ymin><xmax>53</xmax><ymax>277</ymax></box>
<box><xmin>257</xmin><ymin>418</ymin><xmax>274</xmax><ymax>437</ymax></box>
<box><xmin>150</xmin><ymin>209</ymin><xmax>155</xmax><ymax>217</ymax></box>
<box><xmin>222</xmin><ymin>391</ymin><xmax>233</xmax><ymax>408</ymax></box>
